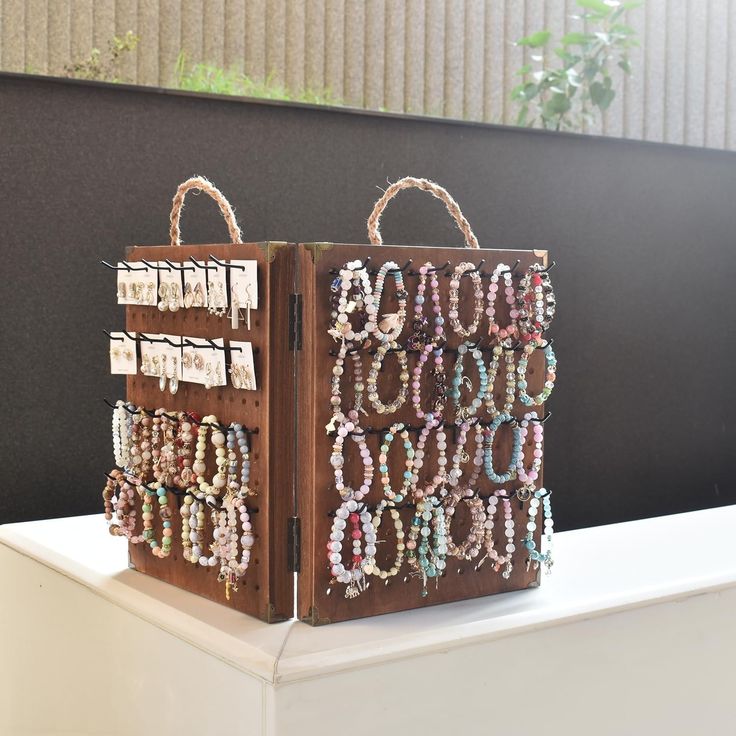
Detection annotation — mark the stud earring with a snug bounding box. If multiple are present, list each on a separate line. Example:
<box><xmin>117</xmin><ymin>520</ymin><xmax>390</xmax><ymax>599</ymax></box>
<box><xmin>193</xmin><ymin>353</ymin><xmax>204</xmax><ymax>372</ymax></box>
<box><xmin>159</xmin><ymin>354</ymin><xmax>167</xmax><ymax>392</ymax></box>
<box><xmin>183</xmin><ymin>351</ymin><xmax>193</xmax><ymax>371</ymax></box>
<box><xmin>117</xmin><ymin>282</ymin><xmax>127</xmax><ymax>301</ymax></box>
<box><xmin>169</xmin><ymin>356</ymin><xmax>179</xmax><ymax>395</ymax></box>
<box><xmin>123</xmin><ymin>348</ymin><xmax>134</xmax><ymax>362</ymax></box>
<box><xmin>158</xmin><ymin>283</ymin><xmax>169</xmax><ymax>312</ymax></box>
<box><xmin>146</xmin><ymin>282</ymin><xmax>156</xmax><ymax>305</ymax></box>
<box><xmin>110</xmin><ymin>346</ymin><xmax>121</xmax><ymax>361</ymax></box>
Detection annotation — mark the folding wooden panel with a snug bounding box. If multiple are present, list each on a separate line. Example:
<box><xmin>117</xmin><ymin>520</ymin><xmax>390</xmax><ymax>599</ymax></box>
<box><xmin>296</xmin><ymin>242</ymin><xmax>549</xmax><ymax>625</ymax></box>
<box><xmin>124</xmin><ymin>241</ymin><xmax>295</xmax><ymax>623</ymax></box>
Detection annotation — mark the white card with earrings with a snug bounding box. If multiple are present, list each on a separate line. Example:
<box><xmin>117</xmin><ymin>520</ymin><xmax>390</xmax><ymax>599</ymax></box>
<box><xmin>181</xmin><ymin>337</ymin><xmax>226</xmax><ymax>388</ymax></box>
<box><xmin>157</xmin><ymin>334</ymin><xmax>183</xmax><ymax>395</ymax></box>
<box><xmin>206</xmin><ymin>263</ymin><xmax>228</xmax><ymax>316</ymax></box>
<box><xmin>109</xmin><ymin>332</ymin><xmax>138</xmax><ymax>375</ymax></box>
<box><xmin>140</xmin><ymin>335</ymin><xmax>162</xmax><ymax>378</ymax></box>
<box><xmin>116</xmin><ymin>264</ymin><xmax>135</xmax><ymax>305</ymax></box>
<box><xmin>134</xmin><ymin>265</ymin><xmax>158</xmax><ymax>306</ymax></box>
<box><xmin>183</xmin><ymin>266</ymin><xmax>208</xmax><ymax>308</ymax></box>
<box><xmin>157</xmin><ymin>262</ymin><xmax>184</xmax><ymax>312</ymax></box>
<box><xmin>229</xmin><ymin>261</ymin><xmax>258</xmax><ymax>329</ymax></box>
<box><xmin>229</xmin><ymin>340</ymin><xmax>257</xmax><ymax>390</ymax></box>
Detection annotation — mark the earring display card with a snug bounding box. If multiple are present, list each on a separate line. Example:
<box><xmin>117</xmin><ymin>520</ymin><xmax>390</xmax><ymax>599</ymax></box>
<box><xmin>158</xmin><ymin>264</ymin><xmax>183</xmax><ymax>310</ymax></box>
<box><xmin>109</xmin><ymin>332</ymin><xmax>137</xmax><ymax>375</ymax></box>
<box><xmin>230</xmin><ymin>341</ymin><xmax>257</xmax><ymax>390</ymax></box>
<box><xmin>230</xmin><ymin>260</ymin><xmax>259</xmax><ymax>310</ymax></box>
<box><xmin>122</xmin><ymin>241</ymin><xmax>295</xmax><ymax>623</ymax></box>
<box><xmin>207</xmin><ymin>262</ymin><xmax>228</xmax><ymax>312</ymax></box>
<box><xmin>116</xmin><ymin>265</ymin><xmax>135</xmax><ymax>305</ymax></box>
<box><xmin>184</xmin><ymin>269</ymin><xmax>208</xmax><ymax>309</ymax></box>
<box><xmin>140</xmin><ymin>335</ymin><xmax>161</xmax><ymax>377</ymax></box>
<box><xmin>295</xmin><ymin>243</ymin><xmax>549</xmax><ymax>625</ymax></box>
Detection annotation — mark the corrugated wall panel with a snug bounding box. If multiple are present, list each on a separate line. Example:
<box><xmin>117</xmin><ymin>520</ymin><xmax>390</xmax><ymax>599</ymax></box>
<box><xmin>2</xmin><ymin>0</ymin><xmax>736</xmax><ymax>151</ymax></box>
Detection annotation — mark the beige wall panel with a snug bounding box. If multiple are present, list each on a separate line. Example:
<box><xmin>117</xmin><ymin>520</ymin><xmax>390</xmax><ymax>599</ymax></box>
<box><xmin>424</xmin><ymin>0</ymin><xmax>443</xmax><ymax>117</ymax></box>
<box><xmin>363</xmin><ymin>0</ymin><xmax>385</xmax><ymax>110</ymax></box>
<box><xmin>158</xmin><ymin>0</ymin><xmax>181</xmax><ymax>86</ymax></box>
<box><xmin>70</xmin><ymin>0</ymin><xmax>93</xmax><ymax>66</ymax></box>
<box><xmin>344</xmin><ymin>0</ymin><xmax>365</xmax><ymax>106</ymax></box>
<box><xmin>404</xmin><ymin>0</ymin><xmax>425</xmax><ymax>115</ymax></box>
<box><xmin>113</xmin><ymin>0</ymin><xmax>137</xmax><ymax>82</ymax></box>
<box><xmin>503</xmin><ymin>0</ymin><xmax>525</xmax><ymax>125</ymax></box>
<box><xmin>442</xmin><ymin>0</ymin><xmax>463</xmax><ymax>118</ymax></box>
<box><xmin>137</xmin><ymin>0</ymin><xmax>160</xmax><ymax>85</ymax></box>
<box><xmin>305</xmin><ymin>0</ymin><xmax>325</xmax><ymax>93</ymax></box>
<box><xmin>286</xmin><ymin>0</ymin><xmax>306</xmax><ymax>94</ymax></box>
<box><xmin>25</xmin><ymin>0</ymin><xmax>48</xmax><ymax>74</ymax></box>
<box><xmin>728</xmin><ymin>0</ymin><xmax>736</xmax><ymax>149</ymax></box>
<box><xmin>266</xmin><ymin>0</ymin><xmax>285</xmax><ymax>84</ymax></box>
<box><xmin>384</xmin><ymin>0</ymin><xmax>405</xmax><ymax>112</ymax></box>
<box><xmin>324</xmin><ymin>0</ymin><xmax>345</xmax><ymax>99</ymax></box>
<box><xmin>705</xmin><ymin>0</ymin><xmax>728</xmax><ymax>148</ymax></box>
<box><xmin>463</xmin><ymin>0</ymin><xmax>484</xmax><ymax>121</ymax></box>
<box><xmin>623</xmin><ymin>0</ymin><xmax>646</xmax><ymax>141</ymax></box>
<box><xmin>46</xmin><ymin>0</ymin><xmax>70</xmax><ymax>75</ymax></box>
<box><xmin>245</xmin><ymin>0</ymin><xmax>266</xmax><ymax>81</ymax></box>
<box><xmin>2</xmin><ymin>0</ymin><xmax>24</xmax><ymax>71</ymax></box>
<box><xmin>685</xmin><ymin>0</ymin><xmax>708</xmax><ymax>147</ymax></box>
<box><xmin>484</xmin><ymin>0</ymin><xmax>504</xmax><ymax>123</ymax></box>
<box><xmin>93</xmin><ymin>0</ymin><xmax>116</xmax><ymax>51</ymax></box>
<box><xmin>663</xmin><ymin>4</ymin><xmax>686</xmax><ymax>144</ymax></box>
<box><xmin>643</xmin><ymin>0</ymin><xmax>666</xmax><ymax>142</ymax></box>
<box><xmin>203</xmin><ymin>0</ymin><xmax>225</xmax><ymax>68</ymax></box>
<box><xmin>224</xmin><ymin>0</ymin><xmax>246</xmax><ymax>74</ymax></box>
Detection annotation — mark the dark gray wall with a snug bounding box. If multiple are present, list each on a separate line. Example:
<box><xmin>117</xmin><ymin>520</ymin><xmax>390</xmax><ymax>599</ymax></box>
<box><xmin>1</xmin><ymin>73</ymin><xmax>735</xmax><ymax>530</ymax></box>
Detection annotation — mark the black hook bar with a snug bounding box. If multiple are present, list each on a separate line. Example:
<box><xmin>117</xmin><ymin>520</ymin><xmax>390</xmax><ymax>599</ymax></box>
<box><xmin>164</xmin><ymin>258</ymin><xmax>195</xmax><ymax>272</ymax></box>
<box><xmin>500</xmin><ymin>259</ymin><xmax>521</xmax><ymax>275</ymax></box>
<box><xmin>209</xmin><ymin>254</ymin><xmax>245</xmax><ymax>271</ymax></box>
<box><xmin>104</xmin><ymin>330</ymin><xmax>124</xmax><ymax>341</ymax></box>
<box><xmin>539</xmin><ymin>260</ymin><xmax>556</xmax><ymax>273</ymax></box>
<box><xmin>188</xmin><ymin>256</ymin><xmax>216</xmax><ymax>270</ymax></box>
<box><xmin>445</xmin><ymin>260</ymin><xmax>486</xmax><ymax>277</ymax></box>
<box><xmin>329</xmin><ymin>257</ymin><xmax>371</xmax><ymax>275</ymax></box>
<box><xmin>141</xmin><ymin>259</ymin><xmax>171</xmax><ymax>271</ymax></box>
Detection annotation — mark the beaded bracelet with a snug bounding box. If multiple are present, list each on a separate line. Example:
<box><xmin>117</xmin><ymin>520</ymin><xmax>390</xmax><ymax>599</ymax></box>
<box><xmin>444</xmin><ymin>488</ymin><xmax>487</xmax><ymax>561</ymax></box>
<box><xmin>409</xmin><ymin>263</ymin><xmax>448</xmax><ymax>421</ymax></box>
<box><xmin>486</xmin><ymin>263</ymin><xmax>519</xmax><ymax>342</ymax></box>
<box><xmin>448</xmin><ymin>341</ymin><xmax>489</xmax><ymax>423</ymax></box>
<box><xmin>517</xmin><ymin>412</ymin><xmax>543</xmax><ymax>487</ymax></box>
<box><xmin>448</xmin><ymin>262</ymin><xmax>484</xmax><ymax>338</ymax></box>
<box><xmin>366</xmin><ymin>340</ymin><xmax>409</xmax><ymax>415</ymax></box>
<box><xmin>409</xmin><ymin>418</ymin><xmax>448</xmax><ymax>499</ymax></box>
<box><xmin>112</xmin><ymin>401</ymin><xmax>126</xmax><ymax>468</ymax></box>
<box><xmin>177</xmin><ymin>416</ymin><xmax>195</xmax><ymax>488</ymax></box>
<box><xmin>517</xmin><ymin>263</ymin><xmax>556</xmax><ymax>342</ymax></box>
<box><xmin>517</xmin><ymin>340</ymin><xmax>557</xmax><ymax>406</ymax></box>
<box><xmin>478</xmin><ymin>494</ymin><xmax>514</xmax><ymax>577</ymax></box>
<box><xmin>326</xmin><ymin>343</ymin><xmax>366</xmax><ymax>432</ymax></box>
<box><xmin>141</xmin><ymin>481</ymin><xmax>173</xmax><ymax>558</ymax></box>
<box><xmin>406</xmin><ymin>495</ymin><xmax>447</xmax><ymax>595</ymax></box>
<box><xmin>378</xmin><ymin>423</ymin><xmax>414</xmax><ymax>503</ymax></box>
<box><xmin>102</xmin><ymin>469</ymin><xmax>143</xmax><ymax>542</ymax></box>
<box><xmin>483</xmin><ymin>413</ymin><xmax>522</xmax><ymax>484</ymax></box>
<box><xmin>330</xmin><ymin>419</ymin><xmax>374</xmax><ymax>502</ymax></box>
<box><xmin>523</xmin><ymin>489</ymin><xmax>554</xmax><ymax>573</ymax></box>
<box><xmin>446</xmin><ymin>420</ymin><xmax>470</xmax><ymax>489</ymax></box>
<box><xmin>327</xmin><ymin>499</ymin><xmax>376</xmax><ymax>598</ymax></box>
<box><xmin>139</xmin><ymin>414</ymin><xmax>153</xmax><ymax>480</ymax></box>
<box><xmin>483</xmin><ymin>343</ymin><xmax>516</xmax><ymax>417</ymax></box>
<box><xmin>366</xmin><ymin>500</ymin><xmax>405</xmax><ymax>581</ymax></box>
<box><xmin>328</xmin><ymin>260</ymin><xmax>372</xmax><ymax>347</ymax></box>
<box><xmin>193</xmin><ymin>416</ymin><xmax>228</xmax><ymax>502</ymax></box>
<box><xmin>184</xmin><ymin>496</ymin><xmax>219</xmax><ymax>567</ymax></box>
<box><xmin>365</xmin><ymin>261</ymin><xmax>408</xmax><ymax>343</ymax></box>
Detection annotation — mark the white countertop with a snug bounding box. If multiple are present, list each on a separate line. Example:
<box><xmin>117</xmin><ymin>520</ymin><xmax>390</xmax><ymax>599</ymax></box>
<box><xmin>1</xmin><ymin>505</ymin><xmax>734</xmax><ymax>685</ymax></box>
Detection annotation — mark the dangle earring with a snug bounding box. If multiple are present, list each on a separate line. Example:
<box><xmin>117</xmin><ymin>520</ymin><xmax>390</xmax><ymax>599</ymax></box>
<box><xmin>159</xmin><ymin>355</ymin><xmax>167</xmax><ymax>392</ymax></box>
<box><xmin>157</xmin><ymin>283</ymin><xmax>169</xmax><ymax>312</ymax></box>
<box><xmin>183</xmin><ymin>281</ymin><xmax>194</xmax><ymax>309</ymax></box>
<box><xmin>229</xmin><ymin>286</ymin><xmax>242</xmax><ymax>330</ymax></box>
<box><xmin>168</xmin><ymin>282</ymin><xmax>181</xmax><ymax>313</ymax></box>
<box><xmin>243</xmin><ymin>284</ymin><xmax>253</xmax><ymax>330</ymax></box>
<box><xmin>193</xmin><ymin>282</ymin><xmax>205</xmax><ymax>307</ymax></box>
<box><xmin>169</xmin><ymin>356</ymin><xmax>179</xmax><ymax>395</ymax></box>
<box><xmin>208</xmin><ymin>280</ymin><xmax>227</xmax><ymax>317</ymax></box>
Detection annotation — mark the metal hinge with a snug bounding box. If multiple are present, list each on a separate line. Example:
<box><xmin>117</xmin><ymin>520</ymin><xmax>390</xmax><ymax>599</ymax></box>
<box><xmin>289</xmin><ymin>293</ymin><xmax>303</xmax><ymax>351</ymax></box>
<box><xmin>288</xmin><ymin>516</ymin><xmax>301</xmax><ymax>573</ymax></box>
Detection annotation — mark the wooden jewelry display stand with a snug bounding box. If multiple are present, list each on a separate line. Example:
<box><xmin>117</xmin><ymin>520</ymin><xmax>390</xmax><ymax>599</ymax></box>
<box><xmin>112</xmin><ymin>177</ymin><xmax>551</xmax><ymax>626</ymax></box>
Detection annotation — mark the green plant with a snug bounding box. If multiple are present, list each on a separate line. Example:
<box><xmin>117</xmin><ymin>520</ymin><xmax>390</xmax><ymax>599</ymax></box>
<box><xmin>172</xmin><ymin>52</ymin><xmax>341</xmax><ymax>105</ymax></box>
<box><xmin>65</xmin><ymin>31</ymin><xmax>139</xmax><ymax>83</ymax></box>
<box><xmin>511</xmin><ymin>0</ymin><xmax>641</xmax><ymax>132</ymax></box>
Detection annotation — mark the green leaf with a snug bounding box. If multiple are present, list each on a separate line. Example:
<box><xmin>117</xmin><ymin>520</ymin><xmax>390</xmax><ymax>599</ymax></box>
<box><xmin>618</xmin><ymin>58</ymin><xmax>632</xmax><ymax>74</ymax></box>
<box><xmin>544</xmin><ymin>93</ymin><xmax>572</xmax><ymax>116</ymax></box>
<box><xmin>622</xmin><ymin>0</ymin><xmax>643</xmax><ymax>8</ymax></box>
<box><xmin>516</xmin><ymin>30</ymin><xmax>552</xmax><ymax>48</ymax></box>
<box><xmin>517</xmin><ymin>64</ymin><xmax>532</xmax><ymax>76</ymax></box>
<box><xmin>523</xmin><ymin>82</ymin><xmax>539</xmax><ymax>99</ymax></box>
<box><xmin>576</xmin><ymin>0</ymin><xmax>612</xmax><ymax>14</ymax></box>
<box><xmin>561</xmin><ymin>31</ymin><xmax>594</xmax><ymax>46</ymax></box>
<box><xmin>590</xmin><ymin>81</ymin><xmax>615</xmax><ymax>109</ymax></box>
<box><xmin>611</xmin><ymin>23</ymin><xmax>635</xmax><ymax>35</ymax></box>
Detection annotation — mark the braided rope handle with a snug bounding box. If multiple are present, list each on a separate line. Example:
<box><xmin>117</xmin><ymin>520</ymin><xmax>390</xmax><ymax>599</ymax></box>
<box><xmin>169</xmin><ymin>176</ymin><xmax>243</xmax><ymax>246</ymax></box>
<box><xmin>367</xmin><ymin>176</ymin><xmax>479</xmax><ymax>249</ymax></box>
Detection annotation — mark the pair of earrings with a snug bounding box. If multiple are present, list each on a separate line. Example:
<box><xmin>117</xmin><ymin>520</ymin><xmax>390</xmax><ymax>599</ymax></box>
<box><xmin>204</xmin><ymin>361</ymin><xmax>224</xmax><ymax>390</ymax></box>
<box><xmin>183</xmin><ymin>281</ymin><xmax>206</xmax><ymax>309</ymax></box>
<box><xmin>229</xmin><ymin>364</ymin><xmax>253</xmax><ymax>390</ymax></box>
<box><xmin>110</xmin><ymin>346</ymin><xmax>134</xmax><ymax>362</ymax></box>
<box><xmin>229</xmin><ymin>285</ymin><xmax>253</xmax><ymax>330</ymax></box>
<box><xmin>158</xmin><ymin>283</ymin><xmax>182</xmax><ymax>312</ymax></box>
<box><xmin>207</xmin><ymin>280</ymin><xmax>227</xmax><ymax>317</ymax></box>
<box><xmin>158</xmin><ymin>355</ymin><xmax>179</xmax><ymax>395</ymax></box>
<box><xmin>141</xmin><ymin>354</ymin><xmax>159</xmax><ymax>376</ymax></box>
<box><xmin>182</xmin><ymin>351</ymin><xmax>205</xmax><ymax>372</ymax></box>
